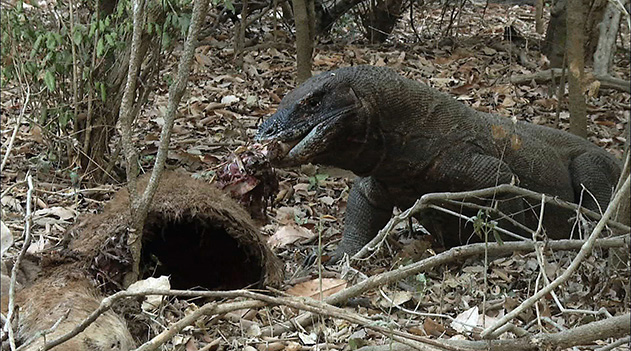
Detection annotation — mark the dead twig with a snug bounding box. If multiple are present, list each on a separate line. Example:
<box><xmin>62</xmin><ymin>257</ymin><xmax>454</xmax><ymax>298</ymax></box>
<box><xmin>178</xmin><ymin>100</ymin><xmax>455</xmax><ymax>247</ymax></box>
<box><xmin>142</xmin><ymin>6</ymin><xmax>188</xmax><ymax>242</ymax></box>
<box><xmin>0</xmin><ymin>83</ymin><xmax>30</xmax><ymax>173</ymax></box>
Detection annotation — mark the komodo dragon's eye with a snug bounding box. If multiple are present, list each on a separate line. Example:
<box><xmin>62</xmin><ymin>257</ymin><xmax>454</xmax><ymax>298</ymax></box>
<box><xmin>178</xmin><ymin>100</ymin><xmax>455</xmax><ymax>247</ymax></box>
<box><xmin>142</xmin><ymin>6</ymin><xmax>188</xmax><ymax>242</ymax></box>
<box><xmin>303</xmin><ymin>97</ymin><xmax>321</xmax><ymax>108</ymax></box>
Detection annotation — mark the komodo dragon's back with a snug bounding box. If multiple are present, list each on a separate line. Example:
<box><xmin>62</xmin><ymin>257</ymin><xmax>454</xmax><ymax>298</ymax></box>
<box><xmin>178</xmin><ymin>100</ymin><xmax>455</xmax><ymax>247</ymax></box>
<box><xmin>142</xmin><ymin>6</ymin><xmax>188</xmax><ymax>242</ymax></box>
<box><xmin>256</xmin><ymin>65</ymin><xmax>623</xmax><ymax>260</ymax></box>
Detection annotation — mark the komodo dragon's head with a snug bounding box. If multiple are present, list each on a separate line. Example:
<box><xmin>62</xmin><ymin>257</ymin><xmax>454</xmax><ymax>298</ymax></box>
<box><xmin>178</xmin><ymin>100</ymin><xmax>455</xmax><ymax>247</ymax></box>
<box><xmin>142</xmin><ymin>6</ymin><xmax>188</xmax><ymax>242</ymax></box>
<box><xmin>255</xmin><ymin>66</ymin><xmax>395</xmax><ymax>169</ymax></box>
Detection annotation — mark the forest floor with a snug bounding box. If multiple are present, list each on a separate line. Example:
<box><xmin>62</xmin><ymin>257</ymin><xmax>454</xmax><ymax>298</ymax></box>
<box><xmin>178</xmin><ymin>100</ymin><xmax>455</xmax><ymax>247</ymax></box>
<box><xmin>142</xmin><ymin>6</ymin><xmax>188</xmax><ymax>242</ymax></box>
<box><xmin>1</xmin><ymin>1</ymin><xmax>630</xmax><ymax>350</ymax></box>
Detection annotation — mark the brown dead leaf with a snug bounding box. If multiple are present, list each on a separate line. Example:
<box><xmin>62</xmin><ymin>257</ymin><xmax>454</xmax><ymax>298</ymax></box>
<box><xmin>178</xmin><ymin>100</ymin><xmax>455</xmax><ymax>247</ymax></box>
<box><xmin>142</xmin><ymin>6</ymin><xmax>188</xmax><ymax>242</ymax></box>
<box><xmin>491</xmin><ymin>124</ymin><xmax>508</xmax><ymax>139</ymax></box>
<box><xmin>407</xmin><ymin>326</ymin><xmax>425</xmax><ymax>336</ymax></box>
<box><xmin>267</xmin><ymin>225</ymin><xmax>315</xmax><ymax>249</ymax></box>
<box><xmin>490</xmin><ymin>84</ymin><xmax>512</xmax><ymax>95</ymax></box>
<box><xmin>286</xmin><ymin>278</ymin><xmax>347</xmax><ymax>299</ymax></box>
<box><xmin>195</xmin><ymin>53</ymin><xmax>213</xmax><ymax>67</ymax></box>
<box><xmin>29</xmin><ymin>126</ymin><xmax>43</xmax><ymax>144</ymax></box>
<box><xmin>257</xmin><ymin>342</ymin><xmax>285</xmax><ymax>351</ymax></box>
<box><xmin>423</xmin><ymin>318</ymin><xmax>446</xmax><ymax>337</ymax></box>
<box><xmin>185</xmin><ymin>338</ymin><xmax>198</xmax><ymax>351</ymax></box>
<box><xmin>501</xmin><ymin>95</ymin><xmax>516</xmax><ymax>107</ymax></box>
<box><xmin>534</xmin><ymin>98</ymin><xmax>557</xmax><ymax>109</ymax></box>
<box><xmin>510</xmin><ymin>134</ymin><xmax>522</xmax><ymax>151</ymax></box>
<box><xmin>395</xmin><ymin>239</ymin><xmax>431</xmax><ymax>262</ymax></box>
<box><xmin>491</xmin><ymin>268</ymin><xmax>512</xmax><ymax>283</ymax></box>
<box><xmin>451</xmin><ymin>84</ymin><xmax>475</xmax><ymax>95</ymax></box>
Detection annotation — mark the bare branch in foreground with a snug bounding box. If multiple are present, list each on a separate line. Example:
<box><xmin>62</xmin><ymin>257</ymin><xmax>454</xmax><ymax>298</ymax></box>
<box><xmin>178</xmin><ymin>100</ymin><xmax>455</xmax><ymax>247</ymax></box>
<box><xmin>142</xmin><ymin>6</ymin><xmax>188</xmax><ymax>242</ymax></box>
<box><xmin>29</xmin><ymin>230</ymin><xmax>629</xmax><ymax>351</ymax></box>
<box><xmin>481</xmin><ymin>174</ymin><xmax>630</xmax><ymax>338</ymax></box>
<box><xmin>353</xmin><ymin>184</ymin><xmax>630</xmax><ymax>261</ymax></box>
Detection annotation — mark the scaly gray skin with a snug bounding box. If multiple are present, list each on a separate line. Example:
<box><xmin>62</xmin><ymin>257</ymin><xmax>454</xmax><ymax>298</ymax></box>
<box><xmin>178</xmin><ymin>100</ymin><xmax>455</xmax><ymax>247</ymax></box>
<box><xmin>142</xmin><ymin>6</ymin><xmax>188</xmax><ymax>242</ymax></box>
<box><xmin>255</xmin><ymin>65</ymin><xmax>622</xmax><ymax>261</ymax></box>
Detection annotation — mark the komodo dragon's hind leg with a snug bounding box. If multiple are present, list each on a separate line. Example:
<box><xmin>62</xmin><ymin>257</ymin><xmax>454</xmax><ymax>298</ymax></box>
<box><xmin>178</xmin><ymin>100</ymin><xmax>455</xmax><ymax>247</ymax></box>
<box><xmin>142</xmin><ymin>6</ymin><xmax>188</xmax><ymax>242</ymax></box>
<box><xmin>569</xmin><ymin>152</ymin><xmax>620</xmax><ymax>212</ymax></box>
<box><xmin>429</xmin><ymin>151</ymin><xmax>530</xmax><ymax>244</ymax></box>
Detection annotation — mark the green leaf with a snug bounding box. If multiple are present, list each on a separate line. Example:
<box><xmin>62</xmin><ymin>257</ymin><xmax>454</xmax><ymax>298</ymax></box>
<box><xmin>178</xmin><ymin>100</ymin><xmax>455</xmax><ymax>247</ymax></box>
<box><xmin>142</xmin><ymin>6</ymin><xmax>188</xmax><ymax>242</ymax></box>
<box><xmin>105</xmin><ymin>33</ymin><xmax>114</xmax><ymax>46</ymax></box>
<box><xmin>315</xmin><ymin>173</ymin><xmax>329</xmax><ymax>182</ymax></box>
<box><xmin>492</xmin><ymin>230</ymin><xmax>504</xmax><ymax>245</ymax></box>
<box><xmin>99</xmin><ymin>82</ymin><xmax>107</xmax><ymax>102</ymax></box>
<box><xmin>89</xmin><ymin>22</ymin><xmax>96</xmax><ymax>37</ymax></box>
<box><xmin>96</xmin><ymin>37</ymin><xmax>105</xmax><ymax>57</ymax></box>
<box><xmin>294</xmin><ymin>214</ymin><xmax>307</xmax><ymax>225</ymax></box>
<box><xmin>45</xmin><ymin>32</ymin><xmax>56</xmax><ymax>50</ymax></box>
<box><xmin>43</xmin><ymin>70</ymin><xmax>56</xmax><ymax>92</ymax></box>
<box><xmin>24</xmin><ymin>61</ymin><xmax>37</xmax><ymax>75</ymax></box>
<box><xmin>162</xmin><ymin>32</ymin><xmax>171</xmax><ymax>48</ymax></box>
<box><xmin>224</xmin><ymin>0</ymin><xmax>235</xmax><ymax>13</ymax></box>
<box><xmin>52</xmin><ymin>32</ymin><xmax>62</xmax><ymax>44</ymax></box>
<box><xmin>73</xmin><ymin>29</ymin><xmax>83</xmax><ymax>45</ymax></box>
<box><xmin>39</xmin><ymin>105</ymin><xmax>48</xmax><ymax>124</ymax></box>
<box><xmin>59</xmin><ymin>111</ymin><xmax>70</xmax><ymax>128</ymax></box>
<box><xmin>415</xmin><ymin>273</ymin><xmax>427</xmax><ymax>284</ymax></box>
<box><xmin>178</xmin><ymin>14</ymin><xmax>191</xmax><ymax>36</ymax></box>
<box><xmin>69</xmin><ymin>171</ymin><xmax>80</xmax><ymax>187</ymax></box>
<box><xmin>30</xmin><ymin>35</ymin><xmax>43</xmax><ymax>58</ymax></box>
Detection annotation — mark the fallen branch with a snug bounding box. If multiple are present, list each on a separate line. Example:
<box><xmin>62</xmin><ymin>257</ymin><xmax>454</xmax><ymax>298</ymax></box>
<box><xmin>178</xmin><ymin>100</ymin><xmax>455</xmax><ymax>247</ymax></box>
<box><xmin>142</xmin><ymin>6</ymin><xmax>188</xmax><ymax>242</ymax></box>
<box><xmin>510</xmin><ymin>68</ymin><xmax>630</xmax><ymax>93</ymax></box>
<box><xmin>40</xmin><ymin>288</ymin><xmax>461</xmax><ymax>351</ymax></box>
<box><xmin>355</xmin><ymin>313</ymin><xmax>631</xmax><ymax>351</ymax></box>
<box><xmin>29</xmin><ymin>229</ymin><xmax>630</xmax><ymax>350</ymax></box>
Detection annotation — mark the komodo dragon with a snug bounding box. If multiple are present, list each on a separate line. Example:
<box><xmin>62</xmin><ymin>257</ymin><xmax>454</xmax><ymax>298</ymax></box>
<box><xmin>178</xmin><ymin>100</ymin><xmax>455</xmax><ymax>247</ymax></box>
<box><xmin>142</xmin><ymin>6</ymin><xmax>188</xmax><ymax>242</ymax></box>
<box><xmin>255</xmin><ymin>65</ymin><xmax>622</xmax><ymax>261</ymax></box>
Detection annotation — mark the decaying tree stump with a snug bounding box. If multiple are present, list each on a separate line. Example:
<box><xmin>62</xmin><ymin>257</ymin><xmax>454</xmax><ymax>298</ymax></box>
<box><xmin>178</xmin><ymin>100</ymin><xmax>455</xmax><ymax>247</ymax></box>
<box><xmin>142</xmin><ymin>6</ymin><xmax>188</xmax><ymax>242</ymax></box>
<box><xmin>9</xmin><ymin>171</ymin><xmax>283</xmax><ymax>349</ymax></box>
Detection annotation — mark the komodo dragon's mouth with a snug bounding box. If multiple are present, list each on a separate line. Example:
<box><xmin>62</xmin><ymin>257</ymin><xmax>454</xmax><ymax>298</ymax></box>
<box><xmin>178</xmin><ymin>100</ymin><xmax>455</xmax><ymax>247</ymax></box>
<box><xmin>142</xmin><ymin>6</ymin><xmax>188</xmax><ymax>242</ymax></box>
<box><xmin>258</xmin><ymin>102</ymin><xmax>360</xmax><ymax>167</ymax></box>
<box><xmin>265</xmin><ymin>119</ymin><xmax>331</xmax><ymax>166</ymax></box>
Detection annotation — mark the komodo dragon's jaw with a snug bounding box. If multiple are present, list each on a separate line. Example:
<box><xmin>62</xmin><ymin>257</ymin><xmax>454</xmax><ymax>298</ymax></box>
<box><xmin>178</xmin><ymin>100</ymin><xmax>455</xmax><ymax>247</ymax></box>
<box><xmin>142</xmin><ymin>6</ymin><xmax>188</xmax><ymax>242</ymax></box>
<box><xmin>255</xmin><ymin>78</ymin><xmax>363</xmax><ymax>167</ymax></box>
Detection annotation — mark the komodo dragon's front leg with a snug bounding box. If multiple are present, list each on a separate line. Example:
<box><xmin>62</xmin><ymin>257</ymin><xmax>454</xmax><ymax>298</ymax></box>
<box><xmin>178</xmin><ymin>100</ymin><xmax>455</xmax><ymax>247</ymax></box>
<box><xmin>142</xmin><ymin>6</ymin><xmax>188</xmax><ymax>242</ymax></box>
<box><xmin>332</xmin><ymin>177</ymin><xmax>395</xmax><ymax>262</ymax></box>
<box><xmin>333</xmin><ymin>148</ymin><xmax>520</xmax><ymax>261</ymax></box>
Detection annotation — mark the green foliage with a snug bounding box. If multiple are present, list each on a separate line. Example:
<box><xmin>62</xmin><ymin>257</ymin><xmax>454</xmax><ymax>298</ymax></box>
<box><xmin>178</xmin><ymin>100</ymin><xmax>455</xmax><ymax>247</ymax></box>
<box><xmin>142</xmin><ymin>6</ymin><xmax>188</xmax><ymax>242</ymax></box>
<box><xmin>472</xmin><ymin>209</ymin><xmax>503</xmax><ymax>244</ymax></box>
<box><xmin>0</xmin><ymin>0</ymin><xmax>197</xmax><ymax>170</ymax></box>
<box><xmin>308</xmin><ymin>173</ymin><xmax>329</xmax><ymax>190</ymax></box>
<box><xmin>0</xmin><ymin>0</ymin><xmax>130</xmax><ymax>134</ymax></box>
<box><xmin>211</xmin><ymin>0</ymin><xmax>234</xmax><ymax>13</ymax></box>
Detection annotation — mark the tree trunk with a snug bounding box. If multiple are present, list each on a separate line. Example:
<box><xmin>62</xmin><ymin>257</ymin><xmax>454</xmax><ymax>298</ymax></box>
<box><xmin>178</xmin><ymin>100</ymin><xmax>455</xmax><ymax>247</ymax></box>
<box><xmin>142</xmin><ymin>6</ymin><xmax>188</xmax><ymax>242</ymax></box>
<box><xmin>315</xmin><ymin>0</ymin><xmax>365</xmax><ymax>34</ymax></box>
<box><xmin>593</xmin><ymin>1</ymin><xmax>622</xmax><ymax>76</ymax></box>
<box><xmin>567</xmin><ymin>0</ymin><xmax>587</xmax><ymax>138</ymax></box>
<box><xmin>292</xmin><ymin>0</ymin><xmax>315</xmax><ymax>83</ymax></box>
<box><xmin>79</xmin><ymin>4</ymin><xmax>165</xmax><ymax>183</ymax></box>
<box><xmin>361</xmin><ymin>0</ymin><xmax>405</xmax><ymax>43</ymax></box>
<box><xmin>535</xmin><ymin>0</ymin><xmax>544</xmax><ymax>34</ymax></box>
<box><xmin>543</xmin><ymin>0</ymin><xmax>607</xmax><ymax>68</ymax></box>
